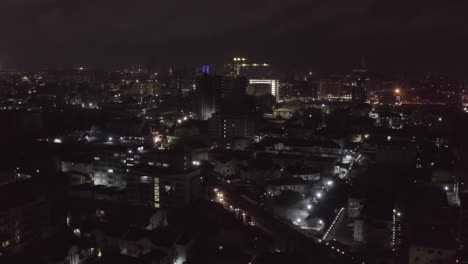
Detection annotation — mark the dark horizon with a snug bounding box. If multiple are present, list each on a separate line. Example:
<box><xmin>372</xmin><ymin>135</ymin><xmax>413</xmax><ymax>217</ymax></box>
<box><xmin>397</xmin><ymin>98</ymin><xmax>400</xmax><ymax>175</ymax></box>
<box><xmin>1</xmin><ymin>0</ymin><xmax>468</xmax><ymax>74</ymax></box>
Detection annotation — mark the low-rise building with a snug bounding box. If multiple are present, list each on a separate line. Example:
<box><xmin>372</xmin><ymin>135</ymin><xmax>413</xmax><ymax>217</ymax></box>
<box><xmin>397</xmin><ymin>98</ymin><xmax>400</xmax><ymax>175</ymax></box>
<box><xmin>267</xmin><ymin>178</ymin><xmax>310</xmax><ymax>196</ymax></box>
<box><xmin>0</xmin><ymin>182</ymin><xmax>51</xmax><ymax>256</ymax></box>
<box><xmin>131</xmin><ymin>166</ymin><xmax>202</xmax><ymax>209</ymax></box>
<box><xmin>408</xmin><ymin>225</ymin><xmax>457</xmax><ymax>264</ymax></box>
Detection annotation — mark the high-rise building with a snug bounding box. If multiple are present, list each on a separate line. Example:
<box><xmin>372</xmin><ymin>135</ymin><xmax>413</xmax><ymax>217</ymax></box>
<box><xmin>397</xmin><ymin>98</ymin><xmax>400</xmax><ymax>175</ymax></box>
<box><xmin>318</xmin><ymin>77</ymin><xmax>344</xmax><ymax>99</ymax></box>
<box><xmin>194</xmin><ymin>74</ymin><xmax>218</xmax><ymax>120</ymax></box>
<box><xmin>248</xmin><ymin>79</ymin><xmax>280</xmax><ymax>101</ymax></box>
<box><xmin>223</xmin><ymin>57</ymin><xmax>280</xmax><ymax>101</ymax></box>
<box><xmin>218</xmin><ymin>75</ymin><xmax>248</xmax><ymax>103</ymax></box>
<box><xmin>349</xmin><ymin>69</ymin><xmax>369</xmax><ymax>103</ymax></box>
<box><xmin>226</xmin><ymin>57</ymin><xmax>271</xmax><ymax>78</ymax></box>
<box><xmin>194</xmin><ymin>74</ymin><xmax>249</xmax><ymax>120</ymax></box>
<box><xmin>349</xmin><ymin>58</ymin><xmax>370</xmax><ymax>103</ymax></box>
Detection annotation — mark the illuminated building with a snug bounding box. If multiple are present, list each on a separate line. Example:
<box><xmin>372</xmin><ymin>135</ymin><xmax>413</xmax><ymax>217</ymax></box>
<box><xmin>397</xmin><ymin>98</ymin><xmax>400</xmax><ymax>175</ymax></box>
<box><xmin>248</xmin><ymin>79</ymin><xmax>280</xmax><ymax>101</ymax></box>
<box><xmin>208</xmin><ymin>112</ymin><xmax>256</xmax><ymax>140</ymax></box>
<box><xmin>92</xmin><ymin>146</ymin><xmax>137</xmax><ymax>188</ymax></box>
<box><xmin>88</xmin><ymin>143</ymin><xmax>200</xmax><ymax>208</ymax></box>
<box><xmin>318</xmin><ymin>77</ymin><xmax>344</xmax><ymax>99</ymax></box>
<box><xmin>227</xmin><ymin>57</ymin><xmax>271</xmax><ymax>78</ymax></box>
<box><xmin>61</xmin><ymin>158</ymin><xmax>93</xmax><ymax>185</ymax></box>
<box><xmin>462</xmin><ymin>95</ymin><xmax>468</xmax><ymax>109</ymax></box>
<box><xmin>371</xmin><ymin>89</ymin><xmax>400</xmax><ymax>105</ymax></box>
<box><xmin>194</xmin><ymin>74</ymin><xmax>218</xmax><ymax>120</ymax></box>
<box><xmin>131</xmin><ymin>165</ymin><xmax>201</xmax><ymax>209</ymax></box>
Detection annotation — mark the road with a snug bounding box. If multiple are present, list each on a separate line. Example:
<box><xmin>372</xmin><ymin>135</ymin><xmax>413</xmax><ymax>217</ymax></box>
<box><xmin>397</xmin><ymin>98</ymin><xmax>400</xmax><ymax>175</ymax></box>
<box><xmin>326</xmin><ymin>208</ymin><xmax>353</xmax><ymax>245</ymax></box>
<box><xmin>212</xmin><ymin>180</ymin><xmax>356</xmax><ymax>262</ymax></box>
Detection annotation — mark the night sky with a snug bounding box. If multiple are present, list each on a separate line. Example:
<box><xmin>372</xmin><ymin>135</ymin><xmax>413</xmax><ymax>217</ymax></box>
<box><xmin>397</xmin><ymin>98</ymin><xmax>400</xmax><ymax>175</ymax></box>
<box><xmin>1</xmin><ymin>0</ymin><xmax>468</xmax><ymax>73</ymax></box>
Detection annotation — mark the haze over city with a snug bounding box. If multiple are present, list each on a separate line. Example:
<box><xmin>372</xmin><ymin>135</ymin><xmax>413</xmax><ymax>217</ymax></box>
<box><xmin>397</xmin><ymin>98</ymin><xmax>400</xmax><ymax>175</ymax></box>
<box><xmin>0</xmin><ymin>1</ymin><xmax>468</xmax><ymax>264</ymax></box>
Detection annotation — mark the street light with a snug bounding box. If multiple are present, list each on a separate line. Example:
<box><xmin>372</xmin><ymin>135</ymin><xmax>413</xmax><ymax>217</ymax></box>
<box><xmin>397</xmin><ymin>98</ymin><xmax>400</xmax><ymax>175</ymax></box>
<box><xmin>307</xmin><ymin>204</ymin><xmax>312</xmax><ymax>210</ymax></box>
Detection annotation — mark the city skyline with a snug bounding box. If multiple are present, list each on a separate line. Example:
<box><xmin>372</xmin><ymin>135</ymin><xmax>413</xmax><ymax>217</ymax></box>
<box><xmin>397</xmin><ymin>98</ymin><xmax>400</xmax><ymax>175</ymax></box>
<box><xmin>1</xmin><ymin>1</ymin><xmax>468</xmax><ymax>263</ymax></box>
